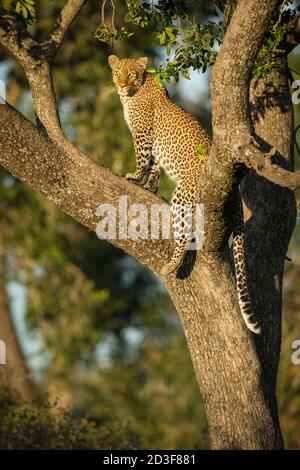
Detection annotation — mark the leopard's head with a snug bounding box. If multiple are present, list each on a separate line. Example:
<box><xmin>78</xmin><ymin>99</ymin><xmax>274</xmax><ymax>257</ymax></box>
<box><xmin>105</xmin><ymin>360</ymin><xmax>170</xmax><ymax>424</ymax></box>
<box><xmin>108</xmin><ymin>55</ymin><xmax>148</xmax><ymax>98</ymax></box>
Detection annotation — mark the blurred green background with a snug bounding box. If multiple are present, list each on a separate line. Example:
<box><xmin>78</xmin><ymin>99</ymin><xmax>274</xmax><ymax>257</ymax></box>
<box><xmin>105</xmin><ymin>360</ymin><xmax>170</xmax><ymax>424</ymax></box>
<box><xmin>0</xmin><ymin>0</ymin><xmax>299</xmax><ymax>450</ymax></box>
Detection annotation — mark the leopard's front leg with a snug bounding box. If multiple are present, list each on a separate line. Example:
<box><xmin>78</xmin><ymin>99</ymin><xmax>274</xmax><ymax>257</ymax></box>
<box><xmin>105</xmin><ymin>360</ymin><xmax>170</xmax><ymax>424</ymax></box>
<box><xmin>143</xmin><ymin>157</ymin><xmax>160</xmax><ymax>193</ymax></box>
<box><xmin>126</xmin><ymin>134</ymin><xmax>153</xmax><ymax>186</ymax></box>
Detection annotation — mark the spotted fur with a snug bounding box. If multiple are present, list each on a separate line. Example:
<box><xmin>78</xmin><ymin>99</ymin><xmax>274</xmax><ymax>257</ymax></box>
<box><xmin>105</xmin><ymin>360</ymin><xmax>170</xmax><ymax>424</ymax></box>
<box><xmin>108</xmin><ymin>55</ymin><xmax>261</xmax><ymax>334</ymax></box>
<box><xmin>108</xmin><ymin>55</ymin><xmax>210</xmax><ymax>274</ymax></box>
<box><xmin>233</xmin><ymin>195</ymin><xmax>261</xmax><ymax>334</ymax></box>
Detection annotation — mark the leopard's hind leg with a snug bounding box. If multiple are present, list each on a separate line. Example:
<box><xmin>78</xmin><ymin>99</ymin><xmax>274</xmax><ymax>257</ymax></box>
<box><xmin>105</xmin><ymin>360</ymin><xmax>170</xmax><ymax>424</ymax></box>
<box><xmin>161</xmin><ymin>176</ymin><xmax>200</xmax><ymax>276</ymax></box>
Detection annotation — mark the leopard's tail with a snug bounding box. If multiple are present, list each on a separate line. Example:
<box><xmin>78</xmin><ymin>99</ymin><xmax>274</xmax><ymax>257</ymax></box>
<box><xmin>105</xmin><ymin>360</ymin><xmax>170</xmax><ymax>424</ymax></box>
<box><xmin>233</xmin><ymin>194</ymin><xmax>261</xmax><ymax>334</ymax></box>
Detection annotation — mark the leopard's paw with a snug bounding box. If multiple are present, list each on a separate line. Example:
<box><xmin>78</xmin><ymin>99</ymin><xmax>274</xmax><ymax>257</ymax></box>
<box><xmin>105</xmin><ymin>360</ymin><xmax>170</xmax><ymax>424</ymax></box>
<box><xmin>161</xmin><ymin>262</ymin><xmax>178</xmax><ymax>277</ymax></box>
<box><xmin>125</xmin><ymin>172</ymin><xmax>143</xmax><ymax>182</ymax></box>
<box><xmin>143</xmin><ymin>179</ymin><xmax>159</xmax><ymax>194</ymax></box>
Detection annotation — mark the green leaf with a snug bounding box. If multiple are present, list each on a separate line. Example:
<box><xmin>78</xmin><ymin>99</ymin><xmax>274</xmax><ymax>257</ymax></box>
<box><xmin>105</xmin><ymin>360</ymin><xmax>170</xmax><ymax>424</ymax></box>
<box><xmin>159</xmin><ymin>31</ymin><xmax>166</xmax><ymax>46</ymax></box>
<box><xmin>14</xmin><ymin>0</ymin><xmax>36</xmax><ymax>24</ymax></box>
<box><xmin>146</xmin><ymin>68</ymin><xmax>157</xmax><ymax>74</ymax></box>
<box><xmin>165</xmin><ymin>27</ymin><xmax>174</xmax><ymax>34</ymax></box>
<box><xmin>154</xmin><ymin>74</ymin><xmax>163</xmax><ymax>89</ymax></box>
<box><xmin>195</xmin><ymin>143</ymin><xmax>208</xmax><ymax>161</ymax></box>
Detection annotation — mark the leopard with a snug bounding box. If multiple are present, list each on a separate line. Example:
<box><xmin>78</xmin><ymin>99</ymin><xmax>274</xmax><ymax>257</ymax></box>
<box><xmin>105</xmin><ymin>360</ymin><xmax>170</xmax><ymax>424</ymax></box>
<box><xmin>108</xmin><ymin>55</ymin><xmax>261</xmax><ymax>334</ymax></box>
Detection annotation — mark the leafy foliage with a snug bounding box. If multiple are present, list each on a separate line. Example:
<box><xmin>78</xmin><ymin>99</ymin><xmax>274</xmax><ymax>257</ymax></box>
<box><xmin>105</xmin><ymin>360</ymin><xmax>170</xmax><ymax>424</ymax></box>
<box><xmin>95</xmin><ymin>26</ymin><xmax>134</xmax><ymax>42</ymax></box>
<box><xmin>254</xmin><ymin>4</ymin><xmax>300</xmax><ymax>77</ymax></box>
<box><xmin>0</xmin><ymin>387</ymin><xmax>139</xmax><ymax>450</ymax></box>
<box><xmin>0</xmin><ymin>0</ymin><xmax>36</xmax><ymax>24</ymax></box>
<box><xmin>94</xmin><ymin>0</ymin><xmax>300</xmax><ymax>82</ymax></box>
<box><xmin>15</xmin><ymin>0</ymin><xmax>36</xmax><ymax>24</ymax></box>
<box><xmin>95</xmin><ymin>0</ymin><xmax>223</xmax><ymax>82</ymax></box>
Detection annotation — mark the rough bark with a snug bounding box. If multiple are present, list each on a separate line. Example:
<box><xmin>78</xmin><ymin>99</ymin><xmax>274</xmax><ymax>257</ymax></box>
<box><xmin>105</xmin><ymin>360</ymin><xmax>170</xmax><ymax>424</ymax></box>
<box><xmin>241</xmin><ymin>57</ymin><xmax>296</xmax><ymax>449</ymax></box>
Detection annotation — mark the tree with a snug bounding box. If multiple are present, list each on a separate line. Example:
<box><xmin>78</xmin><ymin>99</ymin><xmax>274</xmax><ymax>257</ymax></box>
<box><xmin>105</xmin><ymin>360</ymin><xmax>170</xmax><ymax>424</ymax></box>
<box><xmin>0</xmin><ymin>0</ymin><xmax>300</xmax><ymax>449</ymax></box>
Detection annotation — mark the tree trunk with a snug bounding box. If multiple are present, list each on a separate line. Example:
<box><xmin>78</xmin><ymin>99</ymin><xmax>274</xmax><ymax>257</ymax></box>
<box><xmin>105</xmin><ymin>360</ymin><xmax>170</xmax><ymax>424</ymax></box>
<box><xmin>162</xmin><ymin>57</ymin><xmax>295</xmax><ymax>450</ymax></box>
<box><xmin>242</xmin><ymin>56</ymin><xmax>296</xmax><ymax>442</ymax></box>
<box><xmin>164</xmin><ymin>254</ymin><xmax>282</xmax><ymax>449</ymax></box>
<box><xmin>0</xmin><ymin>238</ymin><xmax>36</xmax><ymax>401</ymax></box>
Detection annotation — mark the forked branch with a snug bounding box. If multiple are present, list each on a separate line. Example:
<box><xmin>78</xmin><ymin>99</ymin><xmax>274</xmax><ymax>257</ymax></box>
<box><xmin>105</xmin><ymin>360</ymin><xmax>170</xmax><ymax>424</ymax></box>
<box><xmin>0</xmin><ymin>1</ymin><xmax>88</xmax><ymax>141</ymax></box>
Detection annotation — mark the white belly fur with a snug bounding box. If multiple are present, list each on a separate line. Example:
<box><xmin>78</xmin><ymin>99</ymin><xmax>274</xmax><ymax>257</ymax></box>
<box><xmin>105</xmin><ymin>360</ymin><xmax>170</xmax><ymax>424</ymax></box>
<box><xmin>121</xmin><ymin>99</ymin><xmax>132</xmax><ymax>131</ymax></box>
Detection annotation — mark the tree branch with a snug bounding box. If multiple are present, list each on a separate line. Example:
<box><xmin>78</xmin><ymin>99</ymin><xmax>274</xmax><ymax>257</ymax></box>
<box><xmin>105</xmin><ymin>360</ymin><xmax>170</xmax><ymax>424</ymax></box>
<box><xmin>0</xmin><ymin>2</ymin><xmax>87</xmax><ymax>141</ymax></box>
<box><xmin>239</xmin><ymin>142</ymin><xmax>300</xmax><ymax>190</ymax></box>
<box><xmin>0</xmin><ymin>1</ymin><xmax>88</xmax><ymax>62</ymax></box>
<box><xmin>0</xmin><ymin>102</ymin><xmax>171</xmax><ymax>274</ymax></box>
<box><xmin>209</xmin><ymin>0</ymin><xmax>297</xmax><ymax>199</ymax></box>
<box><xmin>211</xmin><ymin>0</ymin><xmax>279</xmax><ymax>145</ymax></box>
<box><xmin>197</xmin><ymin>0</ymin><xmax>281</xmax><ymax>253</ymax></box>
<box><xmin>42</xmin><ymin>0</ymin><xmax>88</xmax><ymax>61</ymax></box>
<box><xmin>215</xmin><ymin>0</ymin><xmax>238</xmax><ymax>28</ymax></box>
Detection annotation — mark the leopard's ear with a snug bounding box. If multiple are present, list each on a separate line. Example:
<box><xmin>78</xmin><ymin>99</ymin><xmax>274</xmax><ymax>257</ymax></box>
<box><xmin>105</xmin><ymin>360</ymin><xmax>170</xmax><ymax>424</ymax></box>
<box><xmin>108</xmin><ymin>55</ymin><xmax>120</xmax><ymax>69</ymax></box>
<box><xmin>136</xmin><ymin>57</ymin><xmax>148</xmax><ymax>70</ymax></box>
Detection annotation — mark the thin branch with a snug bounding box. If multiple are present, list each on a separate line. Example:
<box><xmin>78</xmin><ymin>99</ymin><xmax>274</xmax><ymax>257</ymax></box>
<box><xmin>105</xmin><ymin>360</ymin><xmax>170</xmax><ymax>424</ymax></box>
<box><xmin>0</xmin><ymin>1</ymin><xmax>88</xmax><ymax>63</ymax></box>
<box><xmin>214</xmin><ymin>0</ymin><xmax>238</xmax><ymax>28</ymax></box>
<box><xmin>100</xmin><ymin>0</ymin><xmax>108</xmax><ymax>27</ymax></box>
<box><xmin>44</xmin><ymin>0</ymin><xmax>88</xmax><ymax>60</ymax></box>
<box><xmin>0</xmin><ymin>2</ymin><xmax>87</xmax><ymax>142</ymax></box>
<box><xmin>238</xmin><ymin>143</ymin><xmax>300</xmax><ymax>190</ymax></box>
<box><xmin>111</xmin><ymin>0</ymin><xmax>116</xmax><ymax>30</ymax></box>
